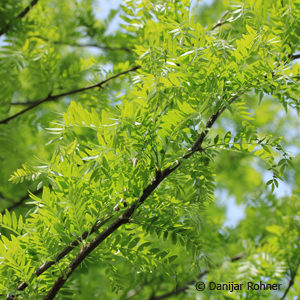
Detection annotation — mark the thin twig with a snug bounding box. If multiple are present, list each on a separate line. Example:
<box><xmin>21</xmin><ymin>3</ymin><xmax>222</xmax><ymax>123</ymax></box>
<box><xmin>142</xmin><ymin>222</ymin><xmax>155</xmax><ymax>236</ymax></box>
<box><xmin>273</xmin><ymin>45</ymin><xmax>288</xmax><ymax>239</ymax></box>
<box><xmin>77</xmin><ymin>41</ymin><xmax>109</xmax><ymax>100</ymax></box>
<box><xmin>182</xmin><ymin>90</ymin><xmax>245</xmax><ymax>160</ymax></box>
<box><xmin>0</xmin><ymin>0</ymin><xmax>39</xmax><ymax>36</ymax></box>
<box><xmin>42</xmin><ymin>90</ymin><xmax>247</xmax><ymax>299</ymax></box>
<box><xmin>17</xmin><ymin>0</ymin><xmax>39</xmax><ymax>19</ymax></box>
<box><xmin>0</xmin><ymin>188</ymin><xmax>42</xmax><ymax>215</ymax></box>
<box><xmin>6</xmin><ymin>215</ymin><xmax>112</xmax><ymax>299</ymax></box>
<box><xmin>0</xmin><ymin>66</ymin><xmax>140</xmax><ymax>124</ymax></box>
<box><xmin>212</xmin><ymin>10</ymin><xmax>229</xmax><ymax>30</ymax></box>
<box><xmin>150</xmin><ymin>253</ymin><xmax>244</xmax><ymax>300</ymax></box>
<box><xmin>291</xmin><ymin>53</ymin><xmax>300</xmax><ymax>60</ymax></box>
<box><xmin>280</xmin><ymin>262</ymin><xmax>299</xmax><ymax>300</ymax></box>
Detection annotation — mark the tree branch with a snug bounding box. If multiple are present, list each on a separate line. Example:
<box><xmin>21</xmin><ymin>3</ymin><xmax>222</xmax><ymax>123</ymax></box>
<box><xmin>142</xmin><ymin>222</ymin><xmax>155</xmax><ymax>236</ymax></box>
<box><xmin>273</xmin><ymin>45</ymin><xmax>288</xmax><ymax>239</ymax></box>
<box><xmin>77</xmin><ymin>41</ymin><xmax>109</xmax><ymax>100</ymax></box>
<box><xmin>6</xmin><ymin>215</ymin><xmax>112</xmax><ymax>299</ymax></box>
<box><xmin>150</xmin><ymin>253</ymin><xmax>244</xmax><ymax>300</ymax></box>
<box><xmin>183</xmin><ymin>90</ymin><xmax>246</xmax><ymax>160</ymax></box>
<box><xmin>6</xmin><ymin>161</ymin><xmax>179</xmax><ymax>298</ymax></box>
<box><xmin>211</xmin><ymin>10</ymin><xmax>229</xmax><ymax>30</ymax></box>
<box><xmin>0</xmin><ymin>188</ymin><xmax>42</xmax><ymax>215</ymax></box>
<box><xmin>43</xmin><ymin>90</ymin><xmax>246</xmax><ymax>299</ymax></box>
<box><xmin>0</xmin><ymin>66</ymin><xmax>140</xmax><ymax>125</ymax></box>
<box><xmin>291</xmin><ymin>53</ymin><xmax>300</xmax><ymax>60</ymax></box>
<box><xmin>0</xmin><ymin>0</ymin><xmax>39</xmax><ymax>36</ymax></box>
<box><xmin>280</xmin><ymin>262</ymin><xmax>299</xmax><ymax>300</ymax></box>
<box><xmin>17</xmin><ymin>0</ymin><xmax>39</xmax><ymax>19</ymax></box>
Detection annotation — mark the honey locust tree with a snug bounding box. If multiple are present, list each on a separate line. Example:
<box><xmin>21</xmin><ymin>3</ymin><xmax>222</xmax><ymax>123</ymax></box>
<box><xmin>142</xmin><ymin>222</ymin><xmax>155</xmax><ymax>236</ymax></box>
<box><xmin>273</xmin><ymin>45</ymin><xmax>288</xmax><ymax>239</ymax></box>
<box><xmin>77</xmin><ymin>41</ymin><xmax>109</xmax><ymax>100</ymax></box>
<box><xmin>0</xmin><ymin>0</ymin><xmax>300</xmax><ymax>299</ymax></box>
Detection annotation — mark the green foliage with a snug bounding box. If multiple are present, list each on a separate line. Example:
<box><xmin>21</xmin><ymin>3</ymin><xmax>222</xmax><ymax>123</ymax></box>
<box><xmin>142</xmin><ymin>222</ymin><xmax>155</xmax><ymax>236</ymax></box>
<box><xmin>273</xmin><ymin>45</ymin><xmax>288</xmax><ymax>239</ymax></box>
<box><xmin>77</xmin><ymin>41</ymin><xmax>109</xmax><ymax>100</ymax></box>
<box><xmin>0</xmin><ymin>0</ymin><xmax>299</xmax><ymax>299</ymax></box>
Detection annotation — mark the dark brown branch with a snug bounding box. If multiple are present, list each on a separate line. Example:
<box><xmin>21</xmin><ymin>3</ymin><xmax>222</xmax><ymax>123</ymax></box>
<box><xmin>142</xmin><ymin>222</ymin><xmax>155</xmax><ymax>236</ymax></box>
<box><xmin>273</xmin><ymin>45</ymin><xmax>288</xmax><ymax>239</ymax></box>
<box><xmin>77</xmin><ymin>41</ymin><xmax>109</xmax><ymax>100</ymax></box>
<box><xmin>17</xmin><ymin>0</ymin><xmax>39</xmax><ymax>18</ymax></box>
<box><xmin>291</xmin><ymin>53</ymin><xmax>300</xmax><ymax>60</ymax></box>
<box><xmin>150</xmin><ymin>253</ymin><xmax>244</xmax><ymax>300</ymax></box>
<box><xmin>231</xmin><ymin>252</ymin><xmax>245</xmax><ymax>262</ymax></box>
<box><xmin>149</xmin><ymin>282</ymin><xmax>197</xmax><ymax>300</ymax></box>
<box><xmin>43</xmin><ymin>208</ymin><xmax>133</xmax><ymax>299</ymax></box>
<box><xmin>43</xmin><ymin>168</ymin><xmax>178</xmax><ymax>299</ymax></box>
<box><xmin>0</xmin><ymin>66</ymin><xmax>140</xmax><ymax>124</ymax></box>
<box><xmin>43</xmin><ymin>90</ymin><xmax>245</xmax><ymax>299</ymax></box>
<box><xmin>7</xmin><ymin>87</ymin><xmax>247</xmax><ymax>298</ymax></box>
<box><xmin>212</xmin><ymin>10</ymin><xmax>229</xmax><ymax>30</ymax></box>
<box><xmin>0</xmin><ymin>0</ymin><xmax>39</xmax><ymax>36</ymax></box>
<box><xmin>183</xmin><ymin>91</ymin><xmax>243</xmax><ymax>160</ymax></box>
<box><xmin>0</xmin><ymin>188</ymin><xmax>42</xmax><ymax>215</ymax></box>
<box><xmin>6</xmin><ymin>215</ymin><xmax>112</xmax><ymax>299</ymax></box>
<box><xmin>7</xmin><ymin>164</ymin><xmax>179</xmax><ymax>298</ymax></box>
<box><xmin>280</xmin><ymin>262</ymin><xmax>299</xmax><ymax>300</ymax></box>
<box><xmin>150</xmin><ymin>272</ymin><xmax>208</xmax><ymax>300</ymax></box>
